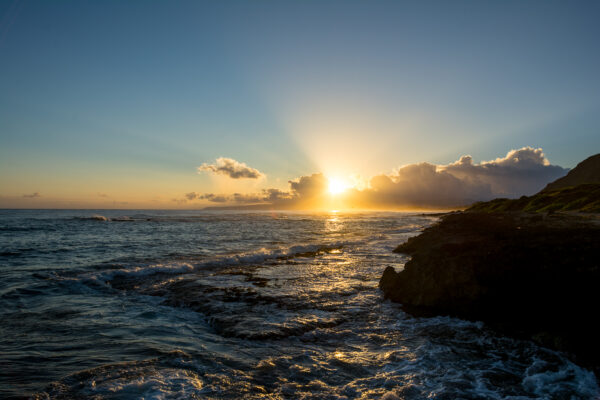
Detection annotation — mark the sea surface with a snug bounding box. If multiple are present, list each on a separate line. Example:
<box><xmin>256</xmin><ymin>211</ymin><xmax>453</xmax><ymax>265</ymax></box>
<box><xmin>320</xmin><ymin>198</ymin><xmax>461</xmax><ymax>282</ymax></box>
<box><xmin>0</xmin><ymin>209</ymin><xmax>598</xmax><ymax>399</ymax></box>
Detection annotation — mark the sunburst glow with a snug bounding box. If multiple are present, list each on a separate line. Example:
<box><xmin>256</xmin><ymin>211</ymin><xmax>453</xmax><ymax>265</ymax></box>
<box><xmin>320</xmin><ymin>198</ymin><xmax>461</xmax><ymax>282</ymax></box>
<box><xmin>328</xmin><ymin>178</ymin><xmax>347</xmax><ymax>195</ymax></box>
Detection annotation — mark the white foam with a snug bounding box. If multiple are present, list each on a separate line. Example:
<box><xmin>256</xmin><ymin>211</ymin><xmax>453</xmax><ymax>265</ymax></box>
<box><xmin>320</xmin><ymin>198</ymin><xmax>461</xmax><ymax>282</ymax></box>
<box><xmin>522</xmin><ymin>357</ymin><xmax>599</xmax><ymax>398</ymax></box>
<box><xmin>203</xmin><ymin>240</ymin><xmax>356</xmax><ymax>268</ymax></box>
<box><xmin>83</xmin><ymin>367</ymin><xmax>204</xmax><ymax>399</ymax></box>
<box><xmin>75</xmin><ymin>214</ymin><xmax>135</xmax><ymax>222</ymax></box>
<box><xmin>73</xmin><ymin>241</ymin><xmax>358</xmax><ymax>289</ymax></box>
<box><xmin>90</xmin><ymin>262</ymin><xmax>195</xmax><ymax>282</ymax></box>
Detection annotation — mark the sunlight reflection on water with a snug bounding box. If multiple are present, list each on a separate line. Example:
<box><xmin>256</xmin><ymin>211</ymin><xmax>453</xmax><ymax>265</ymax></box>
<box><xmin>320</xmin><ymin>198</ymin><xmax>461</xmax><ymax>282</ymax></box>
<box><xmin>0</xmin><ymin>210</ymin><xmax>597</xmax><ymax>399</ymax></box>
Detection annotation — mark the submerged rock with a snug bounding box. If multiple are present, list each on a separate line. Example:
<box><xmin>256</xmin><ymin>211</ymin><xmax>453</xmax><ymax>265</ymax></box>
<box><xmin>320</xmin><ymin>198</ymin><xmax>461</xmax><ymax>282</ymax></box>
<box><xmin>380</xmin><ymin>211</ymin><xmax>600</xmax><ymax>372</ymax></box>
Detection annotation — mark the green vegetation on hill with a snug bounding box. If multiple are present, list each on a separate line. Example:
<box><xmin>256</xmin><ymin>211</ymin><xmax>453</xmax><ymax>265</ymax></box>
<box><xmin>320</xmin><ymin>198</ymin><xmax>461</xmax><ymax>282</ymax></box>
<box><xmin>467</xmin><ymin>184</ymin><xmax>600</xmax><ymax>213</ymax></box>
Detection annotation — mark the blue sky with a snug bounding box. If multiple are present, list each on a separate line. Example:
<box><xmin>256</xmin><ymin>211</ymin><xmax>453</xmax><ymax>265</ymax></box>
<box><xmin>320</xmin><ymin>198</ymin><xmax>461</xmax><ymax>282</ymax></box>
<box><xmin>1</xmin><ymin>0</ymin><xmax>599</xmax><ymax>208</ymax></box>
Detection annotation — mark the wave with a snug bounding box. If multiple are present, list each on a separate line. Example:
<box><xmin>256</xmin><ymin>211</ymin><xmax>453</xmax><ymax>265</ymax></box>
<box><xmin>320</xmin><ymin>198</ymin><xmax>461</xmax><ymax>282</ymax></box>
<box><xmin>0</xmin><ymin>226</ymin><xmax>53</xmax><ymax>232</ymax></box>
<box><xmin>0</xmin><ymin>247</ymin><xmax>38</xmax><ymax>257</ymax></box>
<box><xmin>0</xmin><ymin>250</ymin><xmax>26</xmax><ymax>257</ymax></box>
<box><xmin>30</xmin><ymin>341</ymin><xmax>600</xmax><ymax>400</ymax></box>
<box><xmin>88</xmin><ymin>262</ymin><xmax>196</xmax><ymax>283</ymax></box>
<box><xmin>72</xmin><ymin>241</ymin><xmax>357</xmax><ymax>294</ymax></box>
<box><xmin>216</xmin><ymin>242</ymin><xmax>349</xmax><ymax>265</ymax></box>
<box><xmin>32</xmin><ymin>351</ymin><xmax>208</xmax><ymax>400</ymax></box>
<box><xmin>73</xmin><ymin>215</ymin><xmax>135</xmax><ymax>222</ymax></box>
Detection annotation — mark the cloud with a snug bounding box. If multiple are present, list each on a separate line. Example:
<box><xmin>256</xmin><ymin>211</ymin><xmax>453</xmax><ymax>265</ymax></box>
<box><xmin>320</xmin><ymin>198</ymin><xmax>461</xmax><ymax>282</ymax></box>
<box><xmin>351</xmin><ymin>147</ymin><xmax>567</xmax><ymax>208</ymax></box>
<box><xmin>198</xmin><ymin>193</ymin><xmax>228</xmax><ymax>203</ymax></box>
<box><xmin>198</xmin><ymin>157</ymin><xmax>265</xmax><ymax>179</ymax></box>
<box><xmin>355</xmin><ymin>163</ymin><xmax>492</xmax><ymax>208</ymax></box>
<box><xmin>204</xmin><ymin>195</ymin><xmax>228</xmax><ymax>203</ymax></box>
<box><xmin>184</xmin><ymin>147</ymin><xmax>568</xmax><ymax>209</ymax></box>
<box><xmin>23</xmin><ymin>192</ymin><xmax>41</xmax><ymax>198</ymax></box>
<box><xmin>185</xmin><ymin>192</ymin><xmax>242</xmax><ymax>203</ymax></box>
<box><xmin>346</xmin><ymin>147</ymin><xmax>566</xmax><ymax>208</ymax></box>
<box><xmin>181</xmin><ymin>174</ymin><xmax>329</xmax><ymax>208</ymax></box>
<box><xmin>263</xmin><ymin>188</ymin><xmax>292</xmax><ymax>202</ymax></box>
<box><xmin>288</xmin><ymin>173</ymin><xmax>328</xmax><ymax>199</ymax></box>
<box><xmin>441</xmin><ymin>147</ymin><xmax>567</xmax><ymax>198</ymax></box>
<box><xmin>184</xmin><ymin>189</ymin><xmax>292</xmax><ymax>204</ymax></box>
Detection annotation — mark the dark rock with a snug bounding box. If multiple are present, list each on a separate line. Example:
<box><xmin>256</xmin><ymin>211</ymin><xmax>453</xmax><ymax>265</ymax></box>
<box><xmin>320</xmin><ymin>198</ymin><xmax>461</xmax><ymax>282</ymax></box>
<box><xmin>381</xmin><ymin>211</ymin><xmax>600</xmax><ymax>372</ymax></box>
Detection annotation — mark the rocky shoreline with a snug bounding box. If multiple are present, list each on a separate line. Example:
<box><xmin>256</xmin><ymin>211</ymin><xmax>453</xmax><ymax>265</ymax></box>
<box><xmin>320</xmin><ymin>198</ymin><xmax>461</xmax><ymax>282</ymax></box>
<box><xmin>380</xmin><ymin>211</ymin><xmax>600</xmax><ymax>373</ymax></box>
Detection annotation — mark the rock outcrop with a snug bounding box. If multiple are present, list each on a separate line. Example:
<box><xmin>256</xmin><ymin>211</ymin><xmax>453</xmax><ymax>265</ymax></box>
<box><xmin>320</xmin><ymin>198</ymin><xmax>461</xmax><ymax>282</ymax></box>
<box><xmin>380</xmin><ymin>211</ymin><xmax>600</xmax><ymax>371</ymax></box>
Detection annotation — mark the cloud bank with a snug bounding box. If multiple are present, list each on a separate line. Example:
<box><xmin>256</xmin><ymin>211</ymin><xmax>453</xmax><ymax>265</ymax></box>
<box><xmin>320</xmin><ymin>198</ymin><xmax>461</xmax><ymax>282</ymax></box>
<box><xmin>185</xmin><ymin>189</ymin><xmax>291</xmax><ymax>204</ymax></box>
<box><xmin>198</xmin><ymin>157</ymin><xmax>265</xmax><ymax>179</ymax></box>
<box><xmin>441</xmin><ymin>147</ymin><xmax>565</xmax><ymax>198</ymax></box>
<box><xmin>23</xmin><ymin>192</ymin><xmax>41</xmax><ymax>198</ymax></box>
<box><xmin>353</xmin><ymin>147</ymin><xmax>567</xmax><ymax>208</ymax></box>
<box><xmin>185</xmin><ymin>147</ymin><xmax>568</xmax><ymax>209</ymax></box>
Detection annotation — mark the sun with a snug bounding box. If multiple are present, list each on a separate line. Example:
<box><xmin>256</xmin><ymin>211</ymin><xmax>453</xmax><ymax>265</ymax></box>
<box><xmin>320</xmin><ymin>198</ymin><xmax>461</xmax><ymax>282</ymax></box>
<box><xmin>328</xmin><ymin>178</ymin><xmax>347</xmax><ymax>195</ymax></box>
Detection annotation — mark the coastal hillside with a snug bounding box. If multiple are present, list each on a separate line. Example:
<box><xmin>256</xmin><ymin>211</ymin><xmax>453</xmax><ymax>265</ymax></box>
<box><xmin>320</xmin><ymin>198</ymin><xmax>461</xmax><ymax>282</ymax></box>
<box><xmin>543</xmin><ymin>153</ymin><xmax>600</xmax><ymax>191</ymax></box>
<box><xmin>468</xmin><ymin>153</ymin><xmax>600</xmax><ymax>213</ymax></box>
<box><xmin>467</xmin><ymin>183</ymin><xmax>600</xmax><ymax>213</ymax></box>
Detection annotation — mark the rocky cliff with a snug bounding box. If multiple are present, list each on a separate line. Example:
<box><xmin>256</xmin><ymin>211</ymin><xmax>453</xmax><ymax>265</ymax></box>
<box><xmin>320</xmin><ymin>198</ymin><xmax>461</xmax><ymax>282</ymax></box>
<box><xmin>380</xmin><ymin>211</ymin><xmax>600</xmax><ymax>371</ymax></box>
<box><xmin>380</xmin><ymin>154</ymin><xmax>600</xmax><ymax>370</ymax></box>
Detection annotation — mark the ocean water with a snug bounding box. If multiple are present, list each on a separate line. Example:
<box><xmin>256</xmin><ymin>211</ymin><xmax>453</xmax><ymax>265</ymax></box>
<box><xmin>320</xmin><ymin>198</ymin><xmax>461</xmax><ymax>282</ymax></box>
<box><xmin>0</xmin><ymin>209</ymin><xmax>598</xmax><ymax>400</ymax></box>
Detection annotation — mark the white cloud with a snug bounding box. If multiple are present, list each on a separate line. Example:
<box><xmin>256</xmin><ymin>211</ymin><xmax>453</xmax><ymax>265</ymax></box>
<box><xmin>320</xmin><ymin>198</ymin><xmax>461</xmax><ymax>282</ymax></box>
<box><xmin>198</xmin><ymin>157</ymin><xmax>265</xmax><ymax>179</ymax></box>
<box><xmin>441</xmin><ymin>147</ymin><xmax>566</xmax><ymax>198</ymax></box>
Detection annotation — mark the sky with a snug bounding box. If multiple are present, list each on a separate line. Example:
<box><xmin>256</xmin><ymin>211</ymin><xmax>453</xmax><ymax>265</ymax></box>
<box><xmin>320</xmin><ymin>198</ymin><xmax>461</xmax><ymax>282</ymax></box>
<box><xmin>0</xmin><ymin>0</ymin><xmax>599</xmax><ymax>209</ymax></box>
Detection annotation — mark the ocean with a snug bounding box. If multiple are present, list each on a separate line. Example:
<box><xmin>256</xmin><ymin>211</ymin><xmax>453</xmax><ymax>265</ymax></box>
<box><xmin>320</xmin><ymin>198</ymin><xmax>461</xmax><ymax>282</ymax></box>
<box><xmin>0</xmin><ymin>209</ymin><xmax>597</xmax><ymax>399</ymax></box>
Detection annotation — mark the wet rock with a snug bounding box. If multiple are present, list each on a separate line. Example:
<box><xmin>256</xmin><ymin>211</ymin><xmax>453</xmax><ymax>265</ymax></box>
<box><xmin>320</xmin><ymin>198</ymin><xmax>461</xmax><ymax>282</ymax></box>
<box><xmin>381</xmin><ymin>212</ymin><xmax>600</xmax><ymax>372</ymax></box>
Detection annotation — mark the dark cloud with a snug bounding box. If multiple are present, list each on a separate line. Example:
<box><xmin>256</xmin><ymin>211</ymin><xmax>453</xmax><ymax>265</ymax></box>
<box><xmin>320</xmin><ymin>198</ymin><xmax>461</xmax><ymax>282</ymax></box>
<box><xmin>263</xmin><ymin>188</ymin><xmax>292</xmax><ymax>202</ymax></box>
<box><xmin>350</xmin><ymin>147</ymin><xmax>567</xmax><ymax>208</ymax></box>
<box><xmin>23</xmin><ymin>192</ymin><xmax>41</xmax><ymax>198</ymax></box>
<box><xmin>198</xmin><ymin>157</ymin><xmax>265</xmax><ymax>179</ymax></box>
<box><xmin>356</xmin><ymin>163</ymin><xmax>492</xmax><ymax>208</ymax></box>
<box><xmin>441</xmin><ymin>147</ymin><xmax>567</xmax><ymax>198</ymax></box>
<box><xmin>184</xmin><ymin>189</ymin><xmax>292</xmax><ymax>205</ymax></box>
<box><xmin>198</xmin><ymin>193</ymin><xmax>228</xmax><ymax>203</ymax></box>
<box><xmin>288</xmin><ymin>173</ymin><xmax>328</xmax><ymax>199</ymax></box>
<box><xmin>184</xmin><ymin>192</ymin><xmax>229</xmax><ymax>202</ymax></box>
